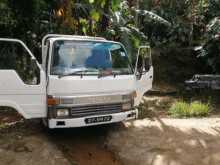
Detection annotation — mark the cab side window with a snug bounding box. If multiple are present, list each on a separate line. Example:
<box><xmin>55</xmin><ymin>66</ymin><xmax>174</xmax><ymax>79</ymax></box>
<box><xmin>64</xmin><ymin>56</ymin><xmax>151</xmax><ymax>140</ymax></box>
<box><xmin>0</xmin><ymin>41</ymin><xmax>40</xmax><ymax>85</ymax></box>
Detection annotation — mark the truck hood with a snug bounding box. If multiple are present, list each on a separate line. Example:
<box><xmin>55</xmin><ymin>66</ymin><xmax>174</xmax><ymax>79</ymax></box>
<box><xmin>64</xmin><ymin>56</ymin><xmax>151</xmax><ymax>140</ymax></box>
<box><xmin>48</xmin><ymin>75</ymin><xmax>136</xmax><ymax>96</ymax></box>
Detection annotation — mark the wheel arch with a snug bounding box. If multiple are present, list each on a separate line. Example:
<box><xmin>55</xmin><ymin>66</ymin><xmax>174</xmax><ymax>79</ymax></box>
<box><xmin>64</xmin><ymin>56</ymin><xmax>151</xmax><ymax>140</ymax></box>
<box><xmin>0</xmin><ymin>101</ymin><xmax>30</xmax><ymax>119</ymax></box>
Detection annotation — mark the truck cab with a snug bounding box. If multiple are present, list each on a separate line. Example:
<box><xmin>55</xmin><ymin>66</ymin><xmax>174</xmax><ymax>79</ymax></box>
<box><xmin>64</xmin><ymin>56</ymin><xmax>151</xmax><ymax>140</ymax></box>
<box><xmin>0</xmin><ymin>34</ymin><xmax>153</xmax><ymax>128</ymax></box>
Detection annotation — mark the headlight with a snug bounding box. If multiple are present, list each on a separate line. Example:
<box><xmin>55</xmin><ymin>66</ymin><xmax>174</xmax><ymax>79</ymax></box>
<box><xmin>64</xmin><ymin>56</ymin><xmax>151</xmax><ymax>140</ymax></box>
<box><xmin>56</xmin><ymin>109</ymin><xmax>69</xmax><ymax>117</ymax></box>
<box><xmin>122</xmin><ymin>91</ymin><xmax>137</xmax><ymax>101</ymax></box>
<box><xmin>122</xmin><ymin>102</ymin><xmax>132</xmax><ymax>110</ymax></box>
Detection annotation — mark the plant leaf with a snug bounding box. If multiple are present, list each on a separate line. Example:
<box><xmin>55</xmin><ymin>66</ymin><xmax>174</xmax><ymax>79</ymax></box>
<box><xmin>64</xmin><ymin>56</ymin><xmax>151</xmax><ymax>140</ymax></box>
<box><xmin>90</xmin><ymin>10</ymin><xmax>100</xmax><ymax>22</ymax></box>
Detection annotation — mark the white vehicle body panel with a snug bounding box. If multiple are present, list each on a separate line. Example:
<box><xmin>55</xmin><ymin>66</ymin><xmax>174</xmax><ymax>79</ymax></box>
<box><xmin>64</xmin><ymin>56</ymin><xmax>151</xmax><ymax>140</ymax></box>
<box><xmin>0</xmin><ymin>39</ymin><xmax>47</xmax><ymax>119</ymax></box>
<box><xmin>135</xmin><ymin>66</ymin><xmax>153</xmax><ymax>106</ymax></box>
<box><xmin>0</xmin><ymin>70</ymin><xmax>47</xmax><ymax>118</ymax></box>
<box><xmin>48</xmin><ymin>75</ymin><xmax>135</xmax><ymax>96</ymax></box>
<box><xmin>48</xmin><ymin>109</ymin><xmax>138</xmax><ymax>128</ymax></box>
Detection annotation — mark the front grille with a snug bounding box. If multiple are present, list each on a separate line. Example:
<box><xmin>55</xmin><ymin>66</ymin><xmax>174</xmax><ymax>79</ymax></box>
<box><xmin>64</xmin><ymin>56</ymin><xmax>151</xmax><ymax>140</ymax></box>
<box><xmin>70</xmin><ymin>103</ymin><xmax>122</xmax><ymax>118</ymax></box>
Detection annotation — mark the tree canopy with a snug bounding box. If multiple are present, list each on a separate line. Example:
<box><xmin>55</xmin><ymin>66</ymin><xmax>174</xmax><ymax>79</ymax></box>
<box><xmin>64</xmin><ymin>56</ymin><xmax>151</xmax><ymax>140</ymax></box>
<box><xmin>0</xmin><ymin>0</ymin><xmax>220</xmax><ymax>73</ymax></box>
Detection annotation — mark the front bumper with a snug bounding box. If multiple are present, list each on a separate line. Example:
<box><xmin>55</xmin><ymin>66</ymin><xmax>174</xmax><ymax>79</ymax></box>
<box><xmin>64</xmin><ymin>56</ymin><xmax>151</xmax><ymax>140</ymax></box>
<box><xmin>48</xmin><ymin>109</ymin><xmax>138</xmax><ymax>129</ymax></box>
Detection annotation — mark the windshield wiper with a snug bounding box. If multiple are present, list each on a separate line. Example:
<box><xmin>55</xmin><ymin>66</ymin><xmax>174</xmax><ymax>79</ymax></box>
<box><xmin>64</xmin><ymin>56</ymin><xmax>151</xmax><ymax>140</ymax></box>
<box><xmin>58</xmin><ymin>68</ymin><xmax>119</xmax><ymax>79</ymax></box>
<box><xmin>58</xmin><ymin>68</ymin><xmax>99</xmax><ymax>79</ymax></box>
<box><xmin>98</xmin><ymin>71</ymin><xmax>117</xmax><ymax>78</ymax></box>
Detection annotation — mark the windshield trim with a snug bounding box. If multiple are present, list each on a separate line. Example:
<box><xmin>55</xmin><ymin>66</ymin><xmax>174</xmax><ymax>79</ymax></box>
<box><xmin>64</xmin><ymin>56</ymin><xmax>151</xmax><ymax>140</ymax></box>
<box><xmin>49</xmin><ymin>39</ymin><xmax>134</xmax><ymax>76</ymax></box>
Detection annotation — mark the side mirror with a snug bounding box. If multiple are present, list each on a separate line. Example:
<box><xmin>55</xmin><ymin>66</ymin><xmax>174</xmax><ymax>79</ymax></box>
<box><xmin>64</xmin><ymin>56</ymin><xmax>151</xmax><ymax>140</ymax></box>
<box><xmin>135</xmin><ymin>46</ymin><xmax>152</xmax><ymax>79</ymax></box>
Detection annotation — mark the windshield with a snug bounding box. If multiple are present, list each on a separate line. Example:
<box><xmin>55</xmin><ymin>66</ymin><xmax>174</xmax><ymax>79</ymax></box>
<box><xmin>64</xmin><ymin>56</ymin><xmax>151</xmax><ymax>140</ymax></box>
<box><xmin>50</xmin><ymin>40</ymin><xmax>133</xmax><ymax>76</ymax></box>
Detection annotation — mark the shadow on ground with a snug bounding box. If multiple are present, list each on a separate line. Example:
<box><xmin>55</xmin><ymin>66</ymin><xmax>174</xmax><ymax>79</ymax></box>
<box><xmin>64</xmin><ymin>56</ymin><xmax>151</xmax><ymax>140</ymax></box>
<box><xmin>107</xmin><ymin>117</ymin><xmax>220</xmax><ymax>165</ymax></box>
<box><xmin>47</xmin><ymin>124</ymin><xmax>123</xmax><ymax>165</ymax></box>
<box><xmin>1</xmin><ymin>110</ymin><xmax>220</xmax><ymax>165</ymax></box>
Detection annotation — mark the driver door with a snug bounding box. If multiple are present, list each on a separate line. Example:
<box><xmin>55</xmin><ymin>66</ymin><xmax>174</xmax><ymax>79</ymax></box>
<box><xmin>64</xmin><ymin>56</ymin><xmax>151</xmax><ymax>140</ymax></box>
<box><xmin>0</xmin><ymin>39</ymin><xmax>47</xmax><ymax>119</ymax></box>
<box><xmin>134</xmin><ymin>46</ymin><xmax>153</xmax><ymax>106</ymax></box>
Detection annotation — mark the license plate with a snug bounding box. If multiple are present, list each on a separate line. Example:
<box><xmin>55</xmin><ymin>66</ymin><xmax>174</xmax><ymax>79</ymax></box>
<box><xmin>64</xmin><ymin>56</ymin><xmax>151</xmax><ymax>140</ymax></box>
<box><xmin>85</xmin><ymin>116</ymin><xmax>112</xmax><ymax>124</ymax></box>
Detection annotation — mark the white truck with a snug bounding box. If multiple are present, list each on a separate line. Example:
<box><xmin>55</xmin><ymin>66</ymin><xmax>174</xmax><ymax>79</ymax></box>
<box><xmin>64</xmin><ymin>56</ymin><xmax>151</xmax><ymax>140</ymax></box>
<box><xmin>0</xmin><ymin>34</ymin><xmax>153</xmax><ymax>128</ymax></box>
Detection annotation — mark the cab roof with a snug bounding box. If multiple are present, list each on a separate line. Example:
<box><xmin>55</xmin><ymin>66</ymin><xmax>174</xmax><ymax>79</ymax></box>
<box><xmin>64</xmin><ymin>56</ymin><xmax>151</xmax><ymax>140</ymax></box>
<box><xmin>42</xmin><ymin>34</ymin><xmax>106</xmax><ymax>46</ymax></box>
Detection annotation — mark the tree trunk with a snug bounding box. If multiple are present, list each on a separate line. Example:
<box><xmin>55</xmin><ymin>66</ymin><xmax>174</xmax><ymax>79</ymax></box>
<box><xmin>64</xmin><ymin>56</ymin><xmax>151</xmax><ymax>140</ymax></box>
<box><xmin>100</xmin><ymin>0</ymin><xmax>110</xmax><ymax>33</ymax></box>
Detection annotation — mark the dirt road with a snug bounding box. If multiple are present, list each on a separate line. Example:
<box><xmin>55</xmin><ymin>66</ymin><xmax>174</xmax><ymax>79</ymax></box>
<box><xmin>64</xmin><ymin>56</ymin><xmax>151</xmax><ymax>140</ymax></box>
<box><xmin>107</xmin><ymin>118</ymin><xmax>220</xmax><ymax>165</ymax></box>
<box><xmin>0</xmin><ymin>120</ymin><xmax>122</xmax><ymax>165</ymax></box>
<box><xmin>1</xmin><ymin>113</ymin><xmax>220</xmax><ymax>165</ymax></box>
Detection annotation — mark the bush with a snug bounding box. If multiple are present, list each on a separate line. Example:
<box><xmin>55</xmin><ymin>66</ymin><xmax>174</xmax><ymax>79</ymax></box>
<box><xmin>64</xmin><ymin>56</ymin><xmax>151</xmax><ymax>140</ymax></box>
<box><xmin>168</xmin><ymin>101</ymin><xmax>211</xmax><ymax>118</ymax></box>
<box><xmin>168</xmin><ymin>101</ymin><xmax>190</xmax><ymax>118</ymax></box>
<box><xmin>189</xmin><ymin>101</ymin><xmax>211</xmax><ymax>117</ymax></box>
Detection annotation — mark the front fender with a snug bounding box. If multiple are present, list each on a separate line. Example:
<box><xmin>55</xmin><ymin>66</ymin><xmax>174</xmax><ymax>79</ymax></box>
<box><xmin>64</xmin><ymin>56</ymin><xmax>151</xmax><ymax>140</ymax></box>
<box><xmin>0</xmin><ymin>100</ymin><xmax>30</xmax><ymax>119</ymax></box>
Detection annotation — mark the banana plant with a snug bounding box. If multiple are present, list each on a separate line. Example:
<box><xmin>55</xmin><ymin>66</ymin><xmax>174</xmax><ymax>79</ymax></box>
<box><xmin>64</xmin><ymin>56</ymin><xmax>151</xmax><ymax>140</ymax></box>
<box><xmin>103</xmin><ymin>0</ymin><xmax>170</xmax><ymax>62</ymax></box>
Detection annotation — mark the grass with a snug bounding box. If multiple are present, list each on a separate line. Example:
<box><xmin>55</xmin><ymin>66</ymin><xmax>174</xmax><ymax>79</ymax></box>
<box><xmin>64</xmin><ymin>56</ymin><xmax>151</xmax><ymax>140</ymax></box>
<box><xmin>0</xmin><ymin>123</ymin><xmax>7</xmax><ymax>129</ymax></box>
<box><xmin>190</xmin><ymin>101</ymin><xmax>211</xmax><ymax>117</ymax></box>
<box><xmin>168</xmin><ymin>101</ymin><xmax>211</xmax><ymax>118</ymax></box>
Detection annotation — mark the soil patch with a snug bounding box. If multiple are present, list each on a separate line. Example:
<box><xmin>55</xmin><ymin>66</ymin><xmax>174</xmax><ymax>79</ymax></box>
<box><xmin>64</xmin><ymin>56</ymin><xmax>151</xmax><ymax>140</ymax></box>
<box><xmin>107</xmin><ymin>118</ymin><xmax>220</xmax><ymax>165</ymax></box>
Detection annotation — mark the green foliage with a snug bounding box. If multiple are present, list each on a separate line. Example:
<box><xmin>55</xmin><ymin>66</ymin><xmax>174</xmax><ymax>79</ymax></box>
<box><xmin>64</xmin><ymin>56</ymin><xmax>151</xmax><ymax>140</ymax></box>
<box><xmin>0</xmin><ymin>0</ymin><xmax>16</xmax><ymax>27</ymax></box>
<box><xmin>112</xmin><ymin>0</ymin><xmax>121</xmax><ymax>11</ymax></box>
<box><xmin>139</xmin><ymin>0</ymin><xmax>191</xmax><ymax>46</ymax></box>
<box><xmin>137</xmin><ymin>0</ymin><xmax>220</xmax><ymax>74</ymax></box>
<box><xmin>0</xmin><ymin>123</ymin><xmax>7</xmax><ymax>129</ymax></box>
<box><xmin>190</xmin><ymin>101</ymin><xmax>211</xmax><ymax>116</ymax></box>
<box><xmin>194</xmin><ymin>0</ymin><xmax>220</xmax><ymax>73</ymax></box>
<box><xmin>169</xmin><ymin>101</ymin><xmax>211</xmax><ymax>118</ymax></box>
<box><xmin>206</xmin><ymin>0</ymin><xmax>220</xmax><ymax>19</ymax></box>
<box><xmin>197</xmin><ymin>17</ymin><xmax>220</xmax><ymax>73</ymax></box>
<box><xmin>0</xmin><ymin>0</ymin><xmax>218</xmax><ymax>74</ymax></box>
<box><xmin>0</xmin><ymin>0</ymin><xmax>171</xmax><ymax>61</ymax></box>
<box><xmin>103</xmin><ymin>0</ymin><xmax>171</xmax><ymax>63</ymax></box>
<box><xmin>138</xmin><ymin>0</ymin><xmax>209</xmax><ymax>46</ymax></box>
<box><xmin>169</xmin><ymin>101</ymin><xmax>190</xmax><ymax>118</ymax></box>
